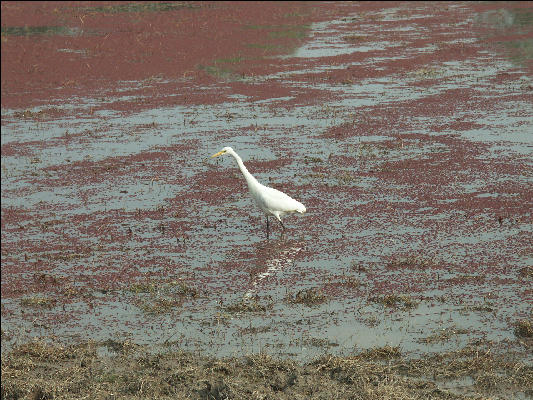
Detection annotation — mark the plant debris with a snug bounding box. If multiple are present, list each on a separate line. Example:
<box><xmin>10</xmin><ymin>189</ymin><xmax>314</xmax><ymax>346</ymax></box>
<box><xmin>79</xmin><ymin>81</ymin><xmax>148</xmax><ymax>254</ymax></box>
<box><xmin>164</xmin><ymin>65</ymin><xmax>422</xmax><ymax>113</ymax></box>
<box><xmin>370</xmin><ymin>294</ymin><xmax>419</xmax><ymax>310</ymax></box>
<box><xmin>514</xmin><ymin>319</ymin><xmax>533</xmax><ymax>338</ymax></box>
<box><xmin>285</xmin><ymin>288</ymin><xmax>328</xmax><ymax>307</ymax></box>
<box><xmin>2</xmin><ymin>339</ymin><xmax>531</xmax><ymax>400</ymax></box>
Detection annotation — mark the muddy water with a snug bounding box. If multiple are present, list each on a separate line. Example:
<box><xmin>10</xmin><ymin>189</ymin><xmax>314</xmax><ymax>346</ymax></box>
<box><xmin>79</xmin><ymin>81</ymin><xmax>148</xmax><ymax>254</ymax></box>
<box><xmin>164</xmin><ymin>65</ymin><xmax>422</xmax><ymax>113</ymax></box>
<box><xmin>1</xmin><ymin>2</ymin><xmax>531</xmax><ymax>361</ymax></box>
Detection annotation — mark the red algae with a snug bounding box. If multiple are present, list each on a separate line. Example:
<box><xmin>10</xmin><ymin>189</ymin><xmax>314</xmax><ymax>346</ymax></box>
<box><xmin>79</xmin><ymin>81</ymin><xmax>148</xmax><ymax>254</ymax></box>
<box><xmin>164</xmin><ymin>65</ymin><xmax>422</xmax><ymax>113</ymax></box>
<box><xmin>1</xmin><ymin>1</ymin><xmax>337</xmax><ymax>110</ymax></box>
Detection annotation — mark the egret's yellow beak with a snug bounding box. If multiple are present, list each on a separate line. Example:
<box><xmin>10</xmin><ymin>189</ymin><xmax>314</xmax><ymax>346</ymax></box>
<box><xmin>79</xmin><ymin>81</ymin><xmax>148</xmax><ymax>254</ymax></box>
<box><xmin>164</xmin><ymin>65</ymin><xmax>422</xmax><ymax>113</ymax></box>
<box><xmin>211</xmin><ymin>150</ymin><xmax>225</xmax><ymax>158</ymax></box>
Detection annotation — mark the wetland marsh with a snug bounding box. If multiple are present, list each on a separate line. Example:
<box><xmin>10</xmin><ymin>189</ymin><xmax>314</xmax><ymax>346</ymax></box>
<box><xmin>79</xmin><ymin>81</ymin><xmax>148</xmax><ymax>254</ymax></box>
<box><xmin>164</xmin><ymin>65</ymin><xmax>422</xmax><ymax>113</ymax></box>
<box><xmin>1</xmin><ymin>1</ymin><xmax>532</xmax><ymax>398</ymax></box>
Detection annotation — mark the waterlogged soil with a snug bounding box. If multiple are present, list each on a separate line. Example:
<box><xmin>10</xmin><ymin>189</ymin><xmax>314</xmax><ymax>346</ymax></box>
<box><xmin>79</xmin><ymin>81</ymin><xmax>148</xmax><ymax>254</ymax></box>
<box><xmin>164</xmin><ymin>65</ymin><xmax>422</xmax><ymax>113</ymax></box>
<box><xmin>1</xmin><ymin>1</ymin><xmax>533</xmax><ymax>398</ymax></box>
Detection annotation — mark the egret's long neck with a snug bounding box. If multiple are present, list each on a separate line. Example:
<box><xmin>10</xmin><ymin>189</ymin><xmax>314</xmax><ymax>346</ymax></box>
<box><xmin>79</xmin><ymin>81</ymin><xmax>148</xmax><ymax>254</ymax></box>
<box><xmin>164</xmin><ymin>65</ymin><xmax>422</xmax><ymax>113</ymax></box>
<box><xmin>229</xmin><ymin>150</ymin><xmax>259</xmax><ymax>188</ymax></box>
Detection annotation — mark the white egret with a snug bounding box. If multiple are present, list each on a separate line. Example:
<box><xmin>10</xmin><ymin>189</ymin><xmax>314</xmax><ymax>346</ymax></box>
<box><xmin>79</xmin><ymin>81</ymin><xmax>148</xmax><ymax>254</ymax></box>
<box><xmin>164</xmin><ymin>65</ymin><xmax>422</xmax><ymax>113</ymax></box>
<box><xmin>210</xmin><ymin>147</ymin><xmax>306</xmax><ymax>237</ymax></box>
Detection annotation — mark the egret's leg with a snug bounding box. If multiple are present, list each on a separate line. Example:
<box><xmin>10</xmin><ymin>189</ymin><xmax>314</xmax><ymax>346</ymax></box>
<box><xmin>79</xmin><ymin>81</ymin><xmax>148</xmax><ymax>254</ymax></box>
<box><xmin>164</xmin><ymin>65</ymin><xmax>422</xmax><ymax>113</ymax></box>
<box><xmin>276</xmin><ymin>217</ymin><xmax>286</xmax><ymax>239</ymax></box>
<box><xmin>266</xmin><ymin>216</ymin><xmax>270</xmax><ymax>240</ymax></box>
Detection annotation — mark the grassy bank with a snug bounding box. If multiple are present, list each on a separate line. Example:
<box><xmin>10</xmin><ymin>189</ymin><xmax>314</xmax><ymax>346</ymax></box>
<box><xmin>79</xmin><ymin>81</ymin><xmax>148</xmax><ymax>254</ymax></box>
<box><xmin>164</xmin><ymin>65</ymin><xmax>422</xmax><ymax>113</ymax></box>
<box><xmin>2</xmin><ymin>338</ymin><xmax>531</xmax><ymax>399</ymax></box>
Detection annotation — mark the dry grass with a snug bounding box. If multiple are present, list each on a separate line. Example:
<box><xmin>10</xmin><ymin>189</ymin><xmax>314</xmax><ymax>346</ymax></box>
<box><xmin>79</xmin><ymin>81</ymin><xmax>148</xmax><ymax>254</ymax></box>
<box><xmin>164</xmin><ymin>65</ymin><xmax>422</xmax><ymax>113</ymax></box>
<box><xmin>2</xmin><ymin>339</ymin><xmax>531</xmax><ymax>399</ymax></box>
<box><xmin>20</xmin><ymin>296</ymin><xmax>56</xmax><ymax>309</ymax></box>
<box><xmin>370</xmin><ymin>294</ymin><xmax>418</xmax><ymax>310</ymax></box>
<box><xmin>358</xmin><ymin>345</ymin><xmax>402</xmax><ymax>360</ymax></box>
<box><xmin>285</xmin><ymin>288</ymin><xmax>328</xmax><ymax>307</ymax></box>
<box><xmin>514</xmin><ymin>319</ymin><xmax>533</xmax><ymax>338</ymax></box>
<box><xmin>518</xmin><ymin>266</ymin><xmax>532</xmax><ymax>279</ymax></box>
<box><xmin>417</xmin><ymin>326</ymin><xmax>469</xmax><ymax>344</ymax></box>
<box><xmin>128</xmin><ymin>278</ymin><xmax>198</xmax><ymax>315</ymax></box>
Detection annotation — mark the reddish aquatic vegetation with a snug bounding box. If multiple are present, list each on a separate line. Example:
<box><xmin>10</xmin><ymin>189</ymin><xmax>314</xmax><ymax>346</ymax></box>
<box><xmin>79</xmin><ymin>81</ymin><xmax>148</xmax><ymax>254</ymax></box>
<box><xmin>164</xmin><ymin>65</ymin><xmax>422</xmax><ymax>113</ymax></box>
<box><xmin>1</xmin><ymin>1</ymin><xmax>343</xmax><ymax>110</ymax></box>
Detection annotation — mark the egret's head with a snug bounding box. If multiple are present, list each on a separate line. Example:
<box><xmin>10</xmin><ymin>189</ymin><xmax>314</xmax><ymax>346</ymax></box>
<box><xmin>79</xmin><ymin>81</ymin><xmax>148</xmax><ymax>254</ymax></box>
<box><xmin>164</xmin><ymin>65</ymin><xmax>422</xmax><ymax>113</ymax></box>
<box><xmin>211</xmin><ymin>146</ymin><xmax>233</xmax><ymax>158</ymax></box>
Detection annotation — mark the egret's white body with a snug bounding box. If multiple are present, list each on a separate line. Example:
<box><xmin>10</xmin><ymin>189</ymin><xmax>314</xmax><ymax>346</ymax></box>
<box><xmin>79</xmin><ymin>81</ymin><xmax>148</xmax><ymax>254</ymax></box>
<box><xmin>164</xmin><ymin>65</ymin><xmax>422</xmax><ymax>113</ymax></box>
<box><xmin>210</xmin><ymin>147</ymin><xmax>306</xmax><ymax>236</ymax></box>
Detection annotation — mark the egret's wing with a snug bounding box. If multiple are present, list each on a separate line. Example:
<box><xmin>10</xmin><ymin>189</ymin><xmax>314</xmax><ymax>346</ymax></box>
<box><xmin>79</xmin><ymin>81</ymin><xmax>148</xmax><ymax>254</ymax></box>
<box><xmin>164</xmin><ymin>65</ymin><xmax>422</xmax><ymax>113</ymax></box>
<box><xmin>258</xmin><ymin>185</ymin><xmax>306</xmax><ymax>213</ymax></box>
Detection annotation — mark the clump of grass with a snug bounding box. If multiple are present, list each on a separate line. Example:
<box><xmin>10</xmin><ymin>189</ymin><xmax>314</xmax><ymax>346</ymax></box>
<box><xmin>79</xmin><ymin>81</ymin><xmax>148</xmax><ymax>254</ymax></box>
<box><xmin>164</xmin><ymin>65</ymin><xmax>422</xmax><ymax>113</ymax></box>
<box><xmin>268</xmin><ymin>25</ymin><xmax>309</xmax><ymax>39</ymax></box>
<box><xmin>417</xmin><ymin>326</ymin><xmax>469</xmax><ymax>344</ymax></box>
<box><xmin>20</xmin><ymin>296</ymin><xmax>56</xmax><ymax>309</ymax></box>
<box><xmin>224</xmin><ymin>297</ymin><xmax>273</xmax><ymax>313</ymax></box>
<box><xmin>350</xmin><ymin>261</ymin><xmax>369</xmax><ymax>273</ymax></box>
<box><xmin>168</xmin><ymin>280</ymin><xmax>198</xmax><ymax>297</ymax></box>
<box><xmin>340</xmin><ymin>275</ymin><xmax>361</xmax><ymax>288</ymax></box>
<box><xmin>343</xmin><ymin>34</ymin><xmax>367</xmax><ymax>43</ymax></box>
<box><xmin>129</xmin><ymin>278</ymin><xmax>198</xmax><ymax>315</ymax></box>
<box><xmin>518</xmin><ymin>266</ymin><xmax>532</xmax><ymax>279</ymax></box>
<box><xmin>295</xmin><ymin>336</ymin><xmax>339</xmax><ymax>349</ymax></box>
<box><xmin>286</xmin><ymin>288</ymin><xmax>328</xmax><ymax>307</ymax></box>
<box><xmin>413</xmin><ymin>67</ymin><xmax>440</xmax><ymax>78</ymax></box>
<box><xmin>303</xmin><ymin>155</ymin><xmax>323</xmax><ymax>164</ymax></box>
<box><xmin>513</xmin><ymin>319</ymin><xmax>533</xmax><ymax>338</ymax></box>
<box><xmin>244</xmin><ymin>352</ymin><xmax>296</xmax><ymax>376</ymax></box>
<box><xmin>239</xmin><ymin>324</ymin><xmax>271</xmax><ymax>335</ymax></box>
<box><xmin>101</xmin><ymin>339</ymin><xmax>139</xmax><ymax>355</ymax></box>
<box><xmin>448</xmin><ymin>274</ymin><xmax>485</xmax><ymax>284</ymax></box>
<box><xmin>371</xmin><ymin>294</ymin><xmax>418</xmax><ymax>310</ymax></box>
<box><xmin>335</xmin><ymin>171</ymin><xmax>357</xmax><ymax>184</ymax></box>
<box><xmin>463</xmin><ymin>302</ymin><xmax>494</xmax><ymax>313</ymax></box>
<box><xmin>359</xmin><ymin>345</ymin><xmax>402</xmax><ymax>360</ymax></box>
<box><xmin>197</xmin><ymin>64</ymin><xmax>240</xmax><ymax>81</ymax></box>
<box><xmin>82</xmin><ymin>2</ymin><xmax>196</xmax><ymax>14</ymax></box>
<box><xmin>214</xmin><ymin>55</ymin><xmax>244</xmax><ymax>64</ymax></box>
<box><xmin>355</xmin><ymin>142</ymin><xmax>378</xmax><ymax>159</ymax></box>
<box><xmin>139</xmin><ymin>297</ymin><xmax>183</xmax><ymax>314</ymax></box>
<box><xmin>129</xmin><ymin>281</ymin><xmax>157</xmax><ymax>294</ymax></box>
<box><xmin>60</xmin><ymin>285</ymin><xmax>90</xmax><ymax>299</ymax></box>
<box><xmin>10</xmin><ymin>340</ymin><xmax>96</xmax><ymax>362</ymax></box>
